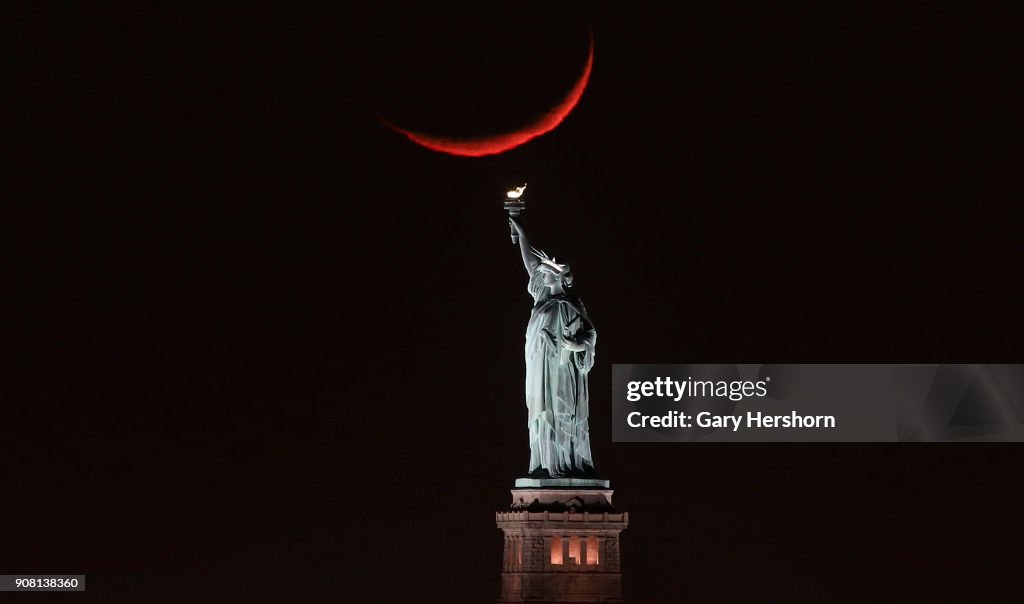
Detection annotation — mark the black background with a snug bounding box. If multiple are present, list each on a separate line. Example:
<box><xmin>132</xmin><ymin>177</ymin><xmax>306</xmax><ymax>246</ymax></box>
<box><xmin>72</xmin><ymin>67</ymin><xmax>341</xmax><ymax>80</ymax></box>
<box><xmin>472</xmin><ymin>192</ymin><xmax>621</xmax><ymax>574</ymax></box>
<box><xmin>8</xmin><ymin>2</ymin><xmax>1023</xmax><ymax>602</ymax></box>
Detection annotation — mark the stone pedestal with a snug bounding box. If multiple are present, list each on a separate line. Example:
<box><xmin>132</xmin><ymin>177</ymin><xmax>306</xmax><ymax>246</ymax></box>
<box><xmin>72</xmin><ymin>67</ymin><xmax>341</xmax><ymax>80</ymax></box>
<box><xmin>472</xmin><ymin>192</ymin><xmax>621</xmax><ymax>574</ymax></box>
<box><xmin>497</xmin><ymin>480</ymin><xmax>628</xmax><ymax>603</ymax></box>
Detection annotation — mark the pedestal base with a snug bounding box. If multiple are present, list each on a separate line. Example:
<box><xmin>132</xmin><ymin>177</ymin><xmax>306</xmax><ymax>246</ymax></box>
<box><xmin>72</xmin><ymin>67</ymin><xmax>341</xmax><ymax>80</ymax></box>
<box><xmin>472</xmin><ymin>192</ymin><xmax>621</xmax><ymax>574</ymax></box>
<box><xmin>497</xmin><ymin>484</ymin><xmax>628</xmax><ymax>603</ymax></box>
<box><xmin>514</xmin><ymin>478</ymin><xmax>610</xmax><ymax>489</ymax></box>
<box><xmin>498</xmin><ymin>572</ymin><xmax>625</xmax><ymax>604</ymax></box>
<box><xmin>511</xmin><ymin>478</ymin><xmax>614</xmax><ymax>512</ymax></box>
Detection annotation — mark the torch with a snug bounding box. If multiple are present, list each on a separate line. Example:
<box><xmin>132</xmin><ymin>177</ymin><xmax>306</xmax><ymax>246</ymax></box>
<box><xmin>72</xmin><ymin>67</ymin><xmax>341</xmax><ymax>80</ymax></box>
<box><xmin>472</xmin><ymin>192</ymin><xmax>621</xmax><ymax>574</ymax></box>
<box><xmin>504</xmin><ymin>183</ymin><xmax>527</xmax><ymax>244</ymax></box>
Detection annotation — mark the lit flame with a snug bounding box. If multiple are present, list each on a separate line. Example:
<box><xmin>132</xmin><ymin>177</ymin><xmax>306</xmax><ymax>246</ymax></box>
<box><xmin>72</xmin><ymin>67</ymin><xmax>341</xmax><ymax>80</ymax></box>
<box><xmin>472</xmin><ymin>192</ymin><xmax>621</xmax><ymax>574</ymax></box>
<box><xmin>506</xmin><ymin>184</ymin><xmax>527</xmax><ymax>199</ymax></box>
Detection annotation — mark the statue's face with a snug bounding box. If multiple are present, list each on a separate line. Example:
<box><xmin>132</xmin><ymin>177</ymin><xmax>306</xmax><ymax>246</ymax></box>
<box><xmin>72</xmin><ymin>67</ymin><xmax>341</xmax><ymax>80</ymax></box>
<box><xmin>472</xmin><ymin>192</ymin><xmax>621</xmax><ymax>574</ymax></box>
<box><xmin>540</xmin><ymin>265</ymin><xmax>563</xmax><ymax>287</ymax></box>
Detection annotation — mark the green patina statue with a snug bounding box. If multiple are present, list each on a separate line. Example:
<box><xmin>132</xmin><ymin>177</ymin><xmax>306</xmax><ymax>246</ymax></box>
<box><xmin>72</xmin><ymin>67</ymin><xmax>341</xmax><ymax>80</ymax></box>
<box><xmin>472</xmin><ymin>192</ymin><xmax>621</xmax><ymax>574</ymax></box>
<box><xmin>509</xmin><ymin>216</ymin><xmax>597</xmax><ymax>478</ymax></box>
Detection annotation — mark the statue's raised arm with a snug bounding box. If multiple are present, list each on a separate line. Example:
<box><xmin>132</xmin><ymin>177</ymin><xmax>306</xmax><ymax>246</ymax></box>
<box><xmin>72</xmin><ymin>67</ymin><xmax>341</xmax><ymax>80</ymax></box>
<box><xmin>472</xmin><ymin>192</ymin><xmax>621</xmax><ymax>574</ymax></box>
<box><xmin>509</xmin><ymin>217</ymin><xmax>539</xmax><ymax>277</ymax></box>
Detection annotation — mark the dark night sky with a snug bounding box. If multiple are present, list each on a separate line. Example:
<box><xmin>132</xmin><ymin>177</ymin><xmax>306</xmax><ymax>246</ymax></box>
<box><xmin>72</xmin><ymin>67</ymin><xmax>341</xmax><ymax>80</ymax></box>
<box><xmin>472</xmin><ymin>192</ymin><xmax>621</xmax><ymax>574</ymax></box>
<box><xmin>8</xmin><ymin>3</ymin><xmax>1024</xmax><ymax>602</ymax></box>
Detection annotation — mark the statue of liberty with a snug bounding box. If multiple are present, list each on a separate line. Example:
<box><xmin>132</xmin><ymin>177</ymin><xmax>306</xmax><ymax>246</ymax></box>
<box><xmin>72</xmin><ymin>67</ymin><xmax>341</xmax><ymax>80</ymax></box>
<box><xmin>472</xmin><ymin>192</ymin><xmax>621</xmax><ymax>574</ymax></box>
<box><xmin>509</xmin><ymin>216</ymin><xmax>597</xmax><ymax>478</ymax></box>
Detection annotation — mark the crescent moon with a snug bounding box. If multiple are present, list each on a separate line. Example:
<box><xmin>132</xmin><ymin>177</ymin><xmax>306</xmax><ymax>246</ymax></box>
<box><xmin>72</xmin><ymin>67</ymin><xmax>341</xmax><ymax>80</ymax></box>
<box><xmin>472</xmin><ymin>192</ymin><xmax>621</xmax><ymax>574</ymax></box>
<box><xmin>384</xmin><ymin>32</ymin><xmax>594</xmax><ymax>157</ymax></box>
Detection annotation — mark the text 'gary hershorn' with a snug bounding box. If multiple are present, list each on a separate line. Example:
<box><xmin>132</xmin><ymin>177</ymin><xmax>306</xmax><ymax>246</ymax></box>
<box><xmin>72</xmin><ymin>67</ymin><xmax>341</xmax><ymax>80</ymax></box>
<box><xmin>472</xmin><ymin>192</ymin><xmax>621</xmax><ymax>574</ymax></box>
<box><xmin>625</xmin><ymin>410</ymin><xmax>836</xmax><ymax>431</ymax></box>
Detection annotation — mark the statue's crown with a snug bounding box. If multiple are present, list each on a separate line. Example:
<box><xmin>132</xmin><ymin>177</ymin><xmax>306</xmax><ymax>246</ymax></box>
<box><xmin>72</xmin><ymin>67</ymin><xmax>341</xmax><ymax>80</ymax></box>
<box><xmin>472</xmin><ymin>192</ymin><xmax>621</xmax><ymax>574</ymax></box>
<box><xmin>531</xmin><ymin>247</ymin><xmax>566</xmax><ymax>273</ymax></box>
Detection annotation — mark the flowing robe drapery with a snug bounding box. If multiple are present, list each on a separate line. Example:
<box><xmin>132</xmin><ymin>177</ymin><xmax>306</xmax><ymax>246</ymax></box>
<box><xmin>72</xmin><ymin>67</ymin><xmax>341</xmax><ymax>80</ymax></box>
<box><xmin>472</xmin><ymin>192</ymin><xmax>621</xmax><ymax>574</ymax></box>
<box><xmin>524</xmin><ymin>266</ymin><xmax>597</xmax><ymax>477</ymax></box>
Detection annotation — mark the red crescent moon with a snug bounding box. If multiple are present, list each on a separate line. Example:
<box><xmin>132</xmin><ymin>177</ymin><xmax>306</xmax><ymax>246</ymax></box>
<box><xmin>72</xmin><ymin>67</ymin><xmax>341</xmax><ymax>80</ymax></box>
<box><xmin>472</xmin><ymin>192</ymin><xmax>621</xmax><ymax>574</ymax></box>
<box><xmin>384</xmin><ymin>33</ymin><xmax>594</xmax><ymax>157</ymax></box>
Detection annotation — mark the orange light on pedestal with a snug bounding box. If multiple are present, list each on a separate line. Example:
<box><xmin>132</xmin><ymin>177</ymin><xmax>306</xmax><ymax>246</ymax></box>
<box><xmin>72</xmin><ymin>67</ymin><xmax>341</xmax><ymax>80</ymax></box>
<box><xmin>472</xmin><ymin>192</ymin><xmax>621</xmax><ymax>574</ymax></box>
<box><xmin>587</xmin><ymin>536</ymin><xmax>600</xmax><ymax>565</ymax></box>
<box><xmin>550</xmin><ymin>538</ymin><xmax>563</xmax><ymax>565</ymax></box>
<box><xmin>568</xmin><ymin>536</ymin><xmax>581</xmax><ymax>565</ymax></box>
